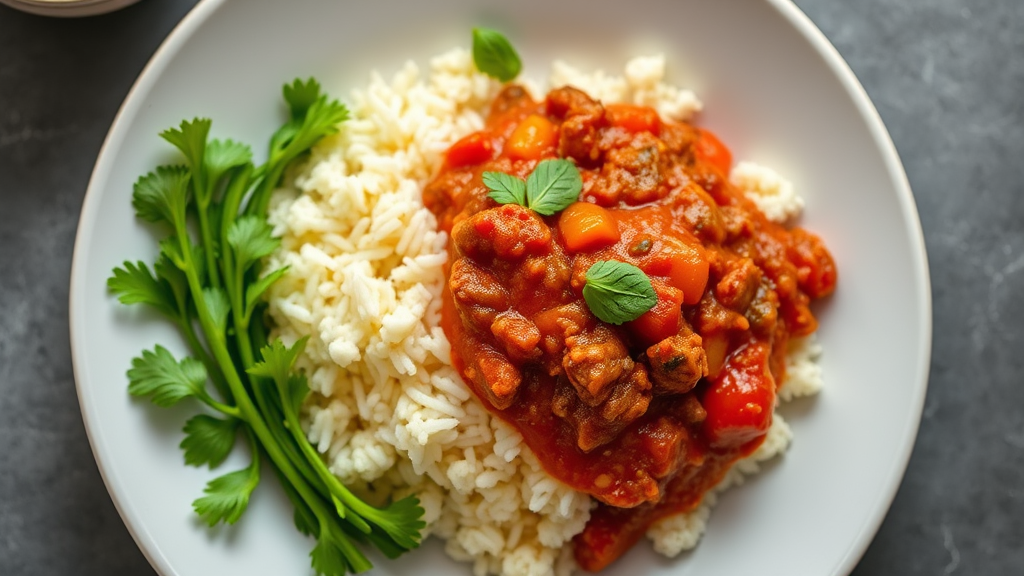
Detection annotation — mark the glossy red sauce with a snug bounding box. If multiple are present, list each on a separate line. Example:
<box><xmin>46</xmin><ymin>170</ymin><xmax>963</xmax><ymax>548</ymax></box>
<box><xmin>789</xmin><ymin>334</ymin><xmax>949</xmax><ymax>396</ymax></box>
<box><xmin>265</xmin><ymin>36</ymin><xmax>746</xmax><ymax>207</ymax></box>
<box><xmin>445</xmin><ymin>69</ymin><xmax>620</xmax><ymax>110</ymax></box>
<box><xmin>423</xmin><ymin>84</ymin><xmax>836</xmax><ymax>571</ymax></box>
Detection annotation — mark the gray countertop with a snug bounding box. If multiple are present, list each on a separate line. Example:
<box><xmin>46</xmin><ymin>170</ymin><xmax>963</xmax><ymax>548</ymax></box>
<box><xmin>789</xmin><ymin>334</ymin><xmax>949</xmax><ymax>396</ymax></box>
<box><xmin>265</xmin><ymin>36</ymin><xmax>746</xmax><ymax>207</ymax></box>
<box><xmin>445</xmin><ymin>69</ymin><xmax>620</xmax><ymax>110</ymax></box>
<box><xmin>1</xmin><ymin>0</ymin><xmax>1021</xmax><ymax>574</ymax></box>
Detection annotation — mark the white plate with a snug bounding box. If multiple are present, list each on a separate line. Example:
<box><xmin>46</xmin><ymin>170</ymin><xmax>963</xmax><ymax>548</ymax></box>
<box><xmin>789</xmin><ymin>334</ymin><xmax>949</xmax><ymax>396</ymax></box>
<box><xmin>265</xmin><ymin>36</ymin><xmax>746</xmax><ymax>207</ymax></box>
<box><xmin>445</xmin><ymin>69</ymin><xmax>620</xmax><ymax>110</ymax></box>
<box><xmin>69</xmin><ymin>0</ymin><xmax>931</xmax><ymax>575</ymax></box>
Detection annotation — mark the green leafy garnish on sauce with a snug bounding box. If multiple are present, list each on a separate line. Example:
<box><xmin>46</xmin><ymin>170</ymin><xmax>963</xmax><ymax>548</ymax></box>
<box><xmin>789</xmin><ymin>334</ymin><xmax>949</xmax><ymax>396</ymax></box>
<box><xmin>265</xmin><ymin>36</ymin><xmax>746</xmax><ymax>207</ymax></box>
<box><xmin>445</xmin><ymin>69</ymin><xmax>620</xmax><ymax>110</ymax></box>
<box><xmin>583</xmin><ymin>260</ymin><xmax>658</xmax><ymax>324</ymax></box>
<box><xmin>483</xmin><ymin>158</ymin><xmax>582</xmax><ymax>216</ymax></box>
<box><xmin>482</xmin><ymin>171</ymin><xmax>527</xmax><ymax>206</ymax></box>
<box><xmin>472</xmin><ymin>27</ymin><xmax>522</xmax><ymax>81</ymax></box>
<box><xmin>108</xmin><ymin>79</ymin><xmax>424</xmax><ymax>576</ymax></box>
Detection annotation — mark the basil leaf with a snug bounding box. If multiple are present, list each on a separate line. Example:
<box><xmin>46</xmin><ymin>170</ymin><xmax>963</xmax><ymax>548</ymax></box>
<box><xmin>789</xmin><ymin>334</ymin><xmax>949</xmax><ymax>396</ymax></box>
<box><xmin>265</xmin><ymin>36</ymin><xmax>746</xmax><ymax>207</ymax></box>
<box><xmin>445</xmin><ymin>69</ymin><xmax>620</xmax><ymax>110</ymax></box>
<box><xmin>472</xmin><ymin>28</ymin><xmax>522</xmax><ymax>82</ymax></box>
<box><xmin>483</xmin><ymin>171</ymin><xmax>527</xmax><ymax>206</ymax></box>
<box><xmin>525</xmin><ymin>158</ymin><xmax>581</xmax><ymax>216</ymax></box>
<box><xmin>582</xmin><ymin>260</ymin><xmax>658</xmax><ymax>324</ymax></box>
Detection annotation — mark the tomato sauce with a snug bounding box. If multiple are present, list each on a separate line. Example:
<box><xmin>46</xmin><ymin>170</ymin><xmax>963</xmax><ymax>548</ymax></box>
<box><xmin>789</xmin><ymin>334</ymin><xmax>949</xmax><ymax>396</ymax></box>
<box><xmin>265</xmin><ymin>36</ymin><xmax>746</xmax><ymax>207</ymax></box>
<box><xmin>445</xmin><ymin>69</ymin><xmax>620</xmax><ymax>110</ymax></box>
<box><xmin>423</xmin><ymin>84</ymin><xmax>836</xmax><ymax>571</ymax></box>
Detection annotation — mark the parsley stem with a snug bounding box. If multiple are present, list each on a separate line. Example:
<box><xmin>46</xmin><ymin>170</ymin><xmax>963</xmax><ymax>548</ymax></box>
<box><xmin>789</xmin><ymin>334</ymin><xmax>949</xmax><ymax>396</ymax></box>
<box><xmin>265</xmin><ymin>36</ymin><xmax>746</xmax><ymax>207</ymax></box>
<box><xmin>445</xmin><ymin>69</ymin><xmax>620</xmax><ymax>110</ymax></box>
<box><xmin>274</xmin><ymin>376</ymin><xmax>369</xmax><ymax>530</ymax></box>
<box><xmin>196</xmin><ymin>204</ymin><xmax>221</xmax><ymax>289</ymax></box>
<box><xmin>197</xmin><ymin>392</ymin><xmax>240</xmax><ymax>419</ymax></box>
<box><xmin>174</xmin><ymin>220</ymin><xmax>367</xmax><ymax>570</ymax></box>
<box><xmin>247</xmin><ymin>163</ymin><xmax>285</xmax><ymax>219</ymax></box>
<box><xmin>252</xmin><ymin>379</ymin><xmax>327</xmax><ymax>493</ymax></box>
<box><xmin>176</xmin><ymin>314</ymin><xmax>231</xmax><ymax>402</ymax></box>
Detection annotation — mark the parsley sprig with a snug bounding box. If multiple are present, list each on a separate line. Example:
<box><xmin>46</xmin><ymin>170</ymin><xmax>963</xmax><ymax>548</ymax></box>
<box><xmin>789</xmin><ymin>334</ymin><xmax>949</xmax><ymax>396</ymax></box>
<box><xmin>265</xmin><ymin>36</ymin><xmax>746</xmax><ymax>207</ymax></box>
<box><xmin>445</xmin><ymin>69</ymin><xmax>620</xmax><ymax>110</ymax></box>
<box><xmin>108</xmin><ymin>78</ymin><xmax>424</xmax><ymax>575</ymax></box>
<box><xmin>483</xmin><ymin>158</ymin><xmax>582</xmax><ymax>215</ymax></box>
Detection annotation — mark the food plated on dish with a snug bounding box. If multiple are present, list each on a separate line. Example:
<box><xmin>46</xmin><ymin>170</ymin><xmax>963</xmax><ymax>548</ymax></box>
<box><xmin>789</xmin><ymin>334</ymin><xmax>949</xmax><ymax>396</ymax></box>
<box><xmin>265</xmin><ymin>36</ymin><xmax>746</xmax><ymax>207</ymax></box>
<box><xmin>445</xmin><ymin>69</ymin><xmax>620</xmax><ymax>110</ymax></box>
<box><xmin>109</xmin><ymin>29</ymin><xmax>836</xmax><ymax>575</ymax></box>
<box><xmin>69</xmin><ymin>2</ymin><xmax>931</xmax><ymax>576</ymax></box>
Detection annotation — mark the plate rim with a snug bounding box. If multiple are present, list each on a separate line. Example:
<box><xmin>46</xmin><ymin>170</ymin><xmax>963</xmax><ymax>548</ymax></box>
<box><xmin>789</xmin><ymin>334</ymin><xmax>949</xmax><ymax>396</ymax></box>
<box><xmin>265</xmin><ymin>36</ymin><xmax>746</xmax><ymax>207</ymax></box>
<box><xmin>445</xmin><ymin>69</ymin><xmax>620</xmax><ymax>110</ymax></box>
<box><xmin>766</xmin><ymin>1</ymin><xmax>932</xmax><ymax>572</ymax></box>
<box><xmin>68</xmin><ymin>1</ymin><xmax>933</xmax><ymax>575</ymax></box>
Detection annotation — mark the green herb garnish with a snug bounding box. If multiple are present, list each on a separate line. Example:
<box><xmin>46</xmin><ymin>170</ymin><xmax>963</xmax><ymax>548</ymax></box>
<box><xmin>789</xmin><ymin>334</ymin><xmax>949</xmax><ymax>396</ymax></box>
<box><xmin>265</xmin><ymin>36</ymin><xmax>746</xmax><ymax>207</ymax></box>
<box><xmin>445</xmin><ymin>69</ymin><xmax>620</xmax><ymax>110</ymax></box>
<box><xmin>484</xmin><ymin>158</ymin><xmax>581</xmax><ymax>216</ymax></box>
<box><xmin>482</xmin><ymin>170</ymin><xmax>527</xmax><ymax>206</ymax></box>
<box><xmin>582</xmin><ymin>260</ymin><xmax>658</xmax><ymax>324</ymax></box>
<box><xmin>472</xmin><ymin>27</ymin><xmax>522</xmax><ymax>81</ymax></box>
<box><xmin>109</xmin><ymin>78</ymin><xmax>424</xmax><ymax>575</ymax></box>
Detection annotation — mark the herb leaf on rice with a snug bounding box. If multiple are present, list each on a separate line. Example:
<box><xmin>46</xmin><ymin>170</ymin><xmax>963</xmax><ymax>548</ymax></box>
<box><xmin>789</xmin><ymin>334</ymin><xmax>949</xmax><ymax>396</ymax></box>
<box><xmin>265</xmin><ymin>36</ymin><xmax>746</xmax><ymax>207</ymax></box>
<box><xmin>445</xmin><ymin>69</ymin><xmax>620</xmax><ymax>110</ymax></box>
<box><xmin>108</xmin><ymin>78</ymin><xmax>423</xmax><ymax>575</ymax></box>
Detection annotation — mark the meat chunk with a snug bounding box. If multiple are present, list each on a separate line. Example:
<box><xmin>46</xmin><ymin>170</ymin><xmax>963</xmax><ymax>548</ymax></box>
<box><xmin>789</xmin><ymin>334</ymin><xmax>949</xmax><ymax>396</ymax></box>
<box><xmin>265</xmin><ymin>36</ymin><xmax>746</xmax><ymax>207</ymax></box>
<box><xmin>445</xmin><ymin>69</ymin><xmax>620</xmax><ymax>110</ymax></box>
<box><xmin>465</xmin><ymin>345</ymin><xmax>523</xmax><ymax>410</ymax></box>
<box><xmin>449</xmin><ymin>258</ymin><xmax>509</xmax><ymax>329</ymax></box>
<box><xmin>490</xmin><ymin>310</ymin><xmax>542</xmax><ymax>362</ymax></box>
<box><xmin>744</xmin><ymin>281</ymin><xmax>779</xmax><ymax>336</ymax></box>
<box><xmin>490</xmin><ymin>84</ymin><xmax>534</xmax><ymax>117</ymax></box>
<box><xmin>692</xmin><ymin>290</ymin><xmax>750</xmax><ymax>335</ymax></box>
<box><xmin>588</xmin><ymin>133</ymin><xmax>666</xmax><ymax>205</ymax></box>
<box><xmin>512</xmin><ymin>250</ymin><xmax>572</xmax><ymax>297</ymax></box>
<box><xmin>552</xmin><ymin>366</ymin><xmax>653</xmax><ymax>452</ymax></box>
<box><xmin>668</xmin><ymin>182</ymin><xmax>726</xmax><ymax>244</ymax></box>
<box><xmin>715</xmin><ymin>257</ymin><xmax>762</xmax><ymax>311</ymax></box>
<box><xmin>638</xmin><ymin>416</ymin><xmax>692</xmax><ymax>479</ymax></box>
<box><xmin>645</xmin><ymin>329</ymin><xmax>708</xmax><ymax>395</ymax></box>
<box><xmin>452</xmin><ymin>204</ymin><xmax>552</xmax><ymax>261</ymax></box>
<box><xmin>562</xmin><ymin>325</ymin><xmax>634</xmax><ymax>406</ymax></box>
<box><xmin>679</xmin><ymin>394</ymin><xmax>707</xmax><ymax>425</ymax></box>
<box><xmin>546</xmin><ymin>86</ymin><xmax>606</xmax><ymax>165</ymax></box>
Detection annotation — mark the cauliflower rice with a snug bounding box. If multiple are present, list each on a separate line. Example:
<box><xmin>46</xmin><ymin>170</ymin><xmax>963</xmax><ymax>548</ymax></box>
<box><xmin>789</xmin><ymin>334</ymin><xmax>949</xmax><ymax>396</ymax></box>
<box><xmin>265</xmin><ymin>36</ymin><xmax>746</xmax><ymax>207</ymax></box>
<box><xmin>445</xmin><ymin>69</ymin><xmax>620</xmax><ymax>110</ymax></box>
<box><xmin>265</xmin><ymin>48</ymin><xmax>823</xmax><ymax>576</ymax></box>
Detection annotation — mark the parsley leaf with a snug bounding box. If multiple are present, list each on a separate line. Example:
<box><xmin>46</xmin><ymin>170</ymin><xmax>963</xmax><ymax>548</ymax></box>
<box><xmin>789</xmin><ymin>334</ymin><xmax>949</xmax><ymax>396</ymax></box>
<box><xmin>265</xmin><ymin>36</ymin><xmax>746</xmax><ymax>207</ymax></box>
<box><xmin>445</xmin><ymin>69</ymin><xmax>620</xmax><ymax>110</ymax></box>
<box><xmin>127</xmin><ymin>346</ymin><xmax>207</xmax><ymax>407</ymax></box>
<box><xmin>131</xmin><ymin>166</ymin><xmax>191</xmax><ymax>227</ymax></box>
<box><xmin>160</xmin><ymin>118</ymin><xmax>210</xmax><ymax>193</ymax></box>
<box><xmin>250</xmin><ymin>78</ymin><xmax>349</xmax><ymax>218</ymax></box>
<box><xmin>582</xmin><ymin>260</ymin><xmax>658</xmax><ymax>324</ymax></box>
<box><xmin>248</xmin><ymin>337</ymin><xmax>308</xmax><ymax>384</ymax></box>
<box><xmin>115</xmin><ymin>77</ymin><xmax>425</xmax><ymax>575</ymax></box>
<box><xmin>154</xmin><ymin>253</ymin><xmax>189</xmax><ymax>312</ymax></box>
<box><xmin>108</xmin><ymin>261</ymin><xmax>179</xmax><ymax>319</ymax></box>
<box><xmin>526</xmin><ymin>158</ymin><xmax>582</xmax><ymax>215</ymax></box>
<box><xmin>472</xmin><ymin>27</ymin><xmax>522</xmax><ymax>82</ymax></box>
<box><xmin>205</xmin><ymin>139</ymin><xmax>252</xmax><ymax>190</ymax></box>
<box><xmin>227</xmin><ymin>215</ymin><xmax>280</xmax><ymax>270</ymax></box>
<box><xmin>368</xmin><ymin>495</ymin><xmax>428</xmax><ymax>550</ymax></box>
<box><xmin>245</xmin><ymin>266</ymin><xmax>290</xmax><ymax>319</ymax></box>
<box><xmin>192</xmin><ymin>462</ymin><xmax>259</xmax><ymax>526</ymax></box>
<box><xmin>180</xmin><ymin>414</ymin><xmax>239</xmax><ymax>468</ymax></box>
<box><xmin>283</xmin><ymin>77</ymin><xmax>324</xmax><ymax>121</ymax></box>
<box><xmin>270</xmin><ymin>79</ymin><xmax>349</xmax><ymax>167</ymax></box>
<box><xmin>202</xmin><ymin>287</ymin><xmax>231</xmax><ymax>335</ymax></box>
<box><xmin>483</xmin><ymin>171</ymin><xmax>527</xmax><ymax>206</ymax></box>
<box><xmin>483</xmin><ymin>159</ymin><xmax>581</xmax><ymax>216</ymax></box>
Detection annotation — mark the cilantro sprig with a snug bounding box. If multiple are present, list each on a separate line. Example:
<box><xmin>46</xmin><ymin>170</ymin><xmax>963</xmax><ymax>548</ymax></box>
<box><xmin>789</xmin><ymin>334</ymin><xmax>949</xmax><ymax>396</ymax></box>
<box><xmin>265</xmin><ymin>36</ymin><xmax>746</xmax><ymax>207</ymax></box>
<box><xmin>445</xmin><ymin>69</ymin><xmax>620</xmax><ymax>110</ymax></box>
<box><xmin>583</xmin><ymin>260</ymin><xmax>658</xmax><ymax>324</ymax></box>
<box><xmin>108</xmin><ymin>79</ymin><xmax>424</xmax><ymax>575</ymax></box>
<box><xmin>483</xmin><ymin>158</ymin><xmax>582</xmax><ymax>216</ymax></box>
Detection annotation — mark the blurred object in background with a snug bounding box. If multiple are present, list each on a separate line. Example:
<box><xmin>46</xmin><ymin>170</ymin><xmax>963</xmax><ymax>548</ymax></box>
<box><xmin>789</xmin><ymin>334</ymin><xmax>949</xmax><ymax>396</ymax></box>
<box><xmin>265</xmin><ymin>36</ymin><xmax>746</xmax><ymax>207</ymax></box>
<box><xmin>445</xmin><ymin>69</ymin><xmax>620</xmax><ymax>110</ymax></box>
<box><xmin>0</xmin><ymin>0</ymin><xmax>140</xmax><ymax>17</ymax></box>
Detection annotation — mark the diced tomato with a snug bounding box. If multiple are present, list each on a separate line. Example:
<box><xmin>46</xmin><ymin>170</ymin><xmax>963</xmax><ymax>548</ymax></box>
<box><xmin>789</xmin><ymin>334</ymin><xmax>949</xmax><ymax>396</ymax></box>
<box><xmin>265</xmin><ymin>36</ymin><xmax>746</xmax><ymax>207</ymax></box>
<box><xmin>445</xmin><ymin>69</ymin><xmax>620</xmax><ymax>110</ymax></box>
<box><xmin>605</xmin><ymin>103</ymin><xmax>660</xmax><ymax>135</ymax></box>
<box><xmin>446</xmin><ymin>132</ymin><xmax>493</xmax><ymax>167</ymax></box>
<box><xmin>642</xmin><ymin>238</ymin><xmax>709</xmax><ymax>305</ymax></box>
<box><xmin>701</xmin><ymin>342</ymin><xmax>775</xmax><ymax>449</ymax></box>
<box><xmin>787</xmin><ymin>227</ymin><xmax>838</xmax><ymax>299</ymax></box>
<box><xmin>626</xmin><ymin>283</ymin><xmax>684</xmax><ymax>346</ymax></box>
<box><xmin>558</xmin><ymin>202</ymin><xmax>620</xmax><ymax>253</ymax></box>
<box><xmin>694</xmin><ymin>128</ymin><xmax>732</xmax><ymax>174</ymax></box>
<box><xmin>505</xmin><ymin>114</ymin><xmax>558</xmax><ymax>161</ymax></box>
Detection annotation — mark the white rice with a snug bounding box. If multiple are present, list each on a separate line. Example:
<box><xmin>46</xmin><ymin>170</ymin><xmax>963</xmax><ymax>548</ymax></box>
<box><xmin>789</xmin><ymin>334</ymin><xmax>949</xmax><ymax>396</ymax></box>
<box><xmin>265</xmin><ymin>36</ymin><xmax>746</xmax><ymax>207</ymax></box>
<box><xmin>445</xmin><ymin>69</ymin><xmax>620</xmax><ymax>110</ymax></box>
<box><xmin>265</xmin><ymin>48</ymin><xmax>823</xmax><ymax>576</ymax></box>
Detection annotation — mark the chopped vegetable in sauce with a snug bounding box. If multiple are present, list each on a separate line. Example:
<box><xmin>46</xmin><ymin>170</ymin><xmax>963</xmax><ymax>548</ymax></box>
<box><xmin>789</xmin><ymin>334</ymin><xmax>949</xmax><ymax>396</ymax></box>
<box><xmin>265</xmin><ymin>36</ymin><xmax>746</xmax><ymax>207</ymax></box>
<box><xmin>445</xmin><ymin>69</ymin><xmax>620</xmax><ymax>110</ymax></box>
<box><xmin>423</xmin><ymin>83</ymin><xmax>836</xmax><ymax>571</ymax></box>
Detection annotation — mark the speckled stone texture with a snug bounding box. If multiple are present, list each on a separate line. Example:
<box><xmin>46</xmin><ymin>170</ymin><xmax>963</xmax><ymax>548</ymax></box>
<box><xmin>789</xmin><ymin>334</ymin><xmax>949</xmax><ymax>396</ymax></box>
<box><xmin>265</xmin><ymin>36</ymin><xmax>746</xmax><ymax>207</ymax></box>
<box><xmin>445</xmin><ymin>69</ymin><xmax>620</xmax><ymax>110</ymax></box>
<box><xmin>0</xmin><ymin>1</ymin><xmax>1020</xmax><ymax>574</ymax></box>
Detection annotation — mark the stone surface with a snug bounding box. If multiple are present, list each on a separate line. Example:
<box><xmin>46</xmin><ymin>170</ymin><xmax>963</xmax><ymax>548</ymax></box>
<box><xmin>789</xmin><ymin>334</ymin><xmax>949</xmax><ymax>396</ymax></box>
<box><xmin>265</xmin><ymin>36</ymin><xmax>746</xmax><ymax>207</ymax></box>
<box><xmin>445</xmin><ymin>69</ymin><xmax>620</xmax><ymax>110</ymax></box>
<box><xmin>0</xmin><ymin>0</ymin><xmax>1020</xmax><ymax>575</ymax></box>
